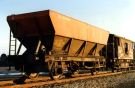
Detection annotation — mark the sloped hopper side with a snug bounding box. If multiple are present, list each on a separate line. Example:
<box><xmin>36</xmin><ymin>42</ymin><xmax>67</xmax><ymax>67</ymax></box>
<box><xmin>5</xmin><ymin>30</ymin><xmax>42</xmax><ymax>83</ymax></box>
<box><xmin>7</xmin><ymin>10</ymin><xmax>55</xmax><ymax>53</ymax></box>
<box><xmin>7</xmin><ymin>10</ymin><xmax>109</xmax><ymax>57</ymax></box>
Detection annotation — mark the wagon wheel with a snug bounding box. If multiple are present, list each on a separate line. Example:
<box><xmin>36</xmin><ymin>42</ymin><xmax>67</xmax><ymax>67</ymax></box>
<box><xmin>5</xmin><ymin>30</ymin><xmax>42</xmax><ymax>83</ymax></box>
<box><xmin>64</xmin><ymin>61</ymin><xmax>79</xmax><ymax>78</ymax></box>
<box><xmin>29</xmin><ymin>73</ymin><xmax>39</xmax><ymax>79</ymax></box>
<box><xmin>13</xmin><ymin>72</ymin><xmax>31</xmax><ymax>84</ymax></box>
<box><xmin>49</xmin><ymin>61</ymin><xmax>63</xmax><ymax>80</ymax></box>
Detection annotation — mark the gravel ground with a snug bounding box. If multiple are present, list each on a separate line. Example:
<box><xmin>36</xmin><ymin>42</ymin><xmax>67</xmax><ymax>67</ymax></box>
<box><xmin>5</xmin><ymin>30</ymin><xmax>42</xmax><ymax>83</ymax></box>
<box><xmin>1</xmin><ymin>71</ymin><xmax>135</xmax><ymax>88</ymax></box>
<box><xmin>35</xmin><ymin>71</ymin><xmax>135</xmax><ymax>88</ymax></box>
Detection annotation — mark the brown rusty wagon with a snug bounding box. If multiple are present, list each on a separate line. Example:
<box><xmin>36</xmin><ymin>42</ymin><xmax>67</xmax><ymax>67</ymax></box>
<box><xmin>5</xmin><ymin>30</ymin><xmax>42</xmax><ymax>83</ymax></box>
<box><xmin>106</xmin><ymin>34</ymin><xmax>135</xmax><ymax>71</ymax></box>
<box><xmin>7</xmin><ymin>10</ymin><xmax>109</xmax><ymax>84</ymax></box>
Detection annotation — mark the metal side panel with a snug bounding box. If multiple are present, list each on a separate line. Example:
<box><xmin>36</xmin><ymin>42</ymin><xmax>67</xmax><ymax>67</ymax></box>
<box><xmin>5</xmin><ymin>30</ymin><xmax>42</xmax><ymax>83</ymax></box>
<box><xmin>94</xmin><ymin>44</ymin><xmax>105</xmax><ymax>56</ymax></box>
<box><xmin>49</xmin><ymin>10</ymin><xmax>109</xmax><ymax>45</ymax></box>
<box><xmin>82</xmin><ymin>42</ymin><xmax>96</xmax><ymax>57</ymax></box>
<box><xmin>7</xmin><ymin>10</ymin><xmax>109</xmax><ymax>45</ymax></box>
<box><xmin>52</xmin><ymin>35</ymin><xmax>69</xmax><ymax>52</ymax></box>
<box><xmin>68</xmin><ymin>39</ymin><xmax>84</xmax><ymax>56</ymax></box>
<box><xmin>49</xmin><ymin>11</ymin><xmax>87</xmax><ymax>41</ymax></box>
<box><xmin>118</xmin><ymin>38</ymin><xmax>133</xmax><ymax>59</ymax></box>
<box><xmin>7</xmin><ymin>10</ymin><xmax>54</xmax><ymax>38</ymax></box>
<box><xmin>87</xmin><ymin>27</ymin><xmax>109</xmax><ymax>45</ymax></box>
<box><xmin>77</xmin><ymin>41</ymin><xmax>86</xmax><ymax>57</ymax></box>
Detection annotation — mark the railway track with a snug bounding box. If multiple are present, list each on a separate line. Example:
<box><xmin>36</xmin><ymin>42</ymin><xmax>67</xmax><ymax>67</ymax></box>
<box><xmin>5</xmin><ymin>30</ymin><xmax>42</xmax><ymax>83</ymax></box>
<box><xmin>0</xmin><ymin>71</ymin><xmax>124</xmax><ymax>88</ymax></box>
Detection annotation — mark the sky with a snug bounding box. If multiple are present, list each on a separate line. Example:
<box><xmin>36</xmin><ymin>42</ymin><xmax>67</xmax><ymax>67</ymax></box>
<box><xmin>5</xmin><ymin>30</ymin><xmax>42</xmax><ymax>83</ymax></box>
<box><xmin>0</xmin><ymin>0</ymin><xmax>135</xmax><ymax>55</ymax></box>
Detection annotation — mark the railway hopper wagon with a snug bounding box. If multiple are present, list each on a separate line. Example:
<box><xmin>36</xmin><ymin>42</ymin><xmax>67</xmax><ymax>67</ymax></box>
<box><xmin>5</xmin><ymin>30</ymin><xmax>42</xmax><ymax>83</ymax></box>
<box><xmin>106</xmin><ymin>34</ymin><xmax>135</xmax><ymax>72</ymax></box>
<box><xmin>7</xmin><ymin>10</ymin><xmax>109</xmax><ymax>84</ymax></box>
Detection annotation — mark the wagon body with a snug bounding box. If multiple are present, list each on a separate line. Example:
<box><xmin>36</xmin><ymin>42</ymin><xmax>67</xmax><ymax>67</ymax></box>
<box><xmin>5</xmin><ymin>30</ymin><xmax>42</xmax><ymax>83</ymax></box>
<box><xmin>7</xmin><ymin>10</ymin><xmax>109</xmax><ymax>83</ymax></box>
<box><xmin>106</xmin><ymin>34</ymin><xmax>134</xmax><ymax>69</ymax></box>
<box><xmin>7</xmin><ymin>10</ymin><xmax>109</xmax><ymax>57</ymax></box>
